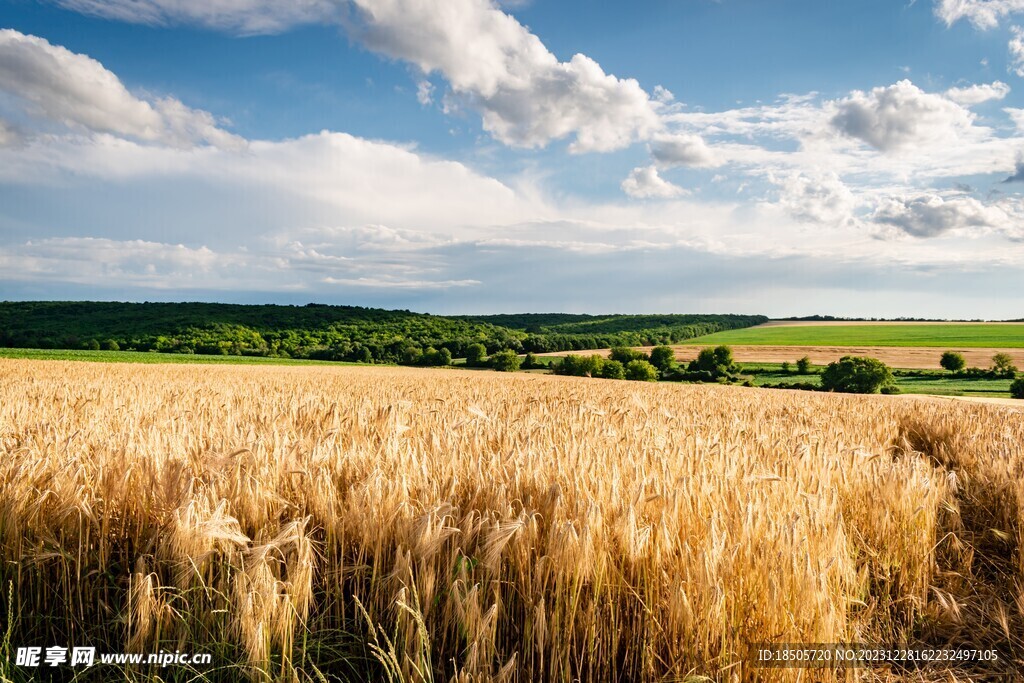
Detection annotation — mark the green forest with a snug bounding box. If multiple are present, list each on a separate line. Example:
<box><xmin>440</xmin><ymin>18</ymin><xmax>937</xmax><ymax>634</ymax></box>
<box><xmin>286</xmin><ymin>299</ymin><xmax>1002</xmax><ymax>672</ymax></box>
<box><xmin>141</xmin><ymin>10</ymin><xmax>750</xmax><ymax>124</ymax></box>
<box><xmin>0</xmin><ymin>301</ymin><xmax>766</xmax><ymax>365</ymax></box>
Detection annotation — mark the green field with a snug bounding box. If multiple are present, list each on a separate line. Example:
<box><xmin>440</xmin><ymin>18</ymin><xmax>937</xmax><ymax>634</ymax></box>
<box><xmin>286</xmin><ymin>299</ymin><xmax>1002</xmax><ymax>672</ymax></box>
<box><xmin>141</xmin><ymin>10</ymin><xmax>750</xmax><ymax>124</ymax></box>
<box><xmin>747</xmin><ymin>366</ymin><xmax>1015</xmax><ymax>397</ymax></box>
<box><xmin>684</xmin><ymin>323</ymin><xmax>1024</xmax><ymax>347</ymax></box>
<box><xmin>0</xmin><ymin>348</ymin><xmax>359</xmax><ymax>365</ymax></box>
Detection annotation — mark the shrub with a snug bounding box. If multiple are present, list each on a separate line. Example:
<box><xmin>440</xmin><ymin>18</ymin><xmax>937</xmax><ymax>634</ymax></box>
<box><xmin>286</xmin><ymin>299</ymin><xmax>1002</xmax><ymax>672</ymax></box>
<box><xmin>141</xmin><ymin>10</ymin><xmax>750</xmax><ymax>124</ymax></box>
<box><xmin>880</xmin><ymin>385</ymin><xmax>901</xmax><ymax>395</ymax></box>
<box><xmin>991</xmin><ymin>353</ymin><xmax>1017</xmax><ymax>378</ymax></box>
<box><xmin>796</xmin><ymin>356</ymin><xmax>812</xmax><ymax>374</ymax></box>
<box><xmin>781</xmin><ymin>361</ymin><xmax>791</xmax><ymax>373</ymax></box>
<box><xmin>624</xmin><ymin>360</ymin><xmax>659</xmax><ymax>382</ymax></box>
<box><xmin>489</xmin><ymin>349</ymin><xmax>521</xmax><ymax>372</ymax></box>
<box><xmin>1011</xmin><ymin>378</ymin><xmax>1024</xmax><ymax>399</ymax></box>
<box><xmin>600</xmin><ymin>359</ymin><xmax>626</xmax><ymax>379</ymax></box>
<box><xmin>940</xmin><ymin>351</ymin><xmax>966</xmax><ymax>372</ymax></box>
<box><xmin>402</xmin><ymin>346</ymin><xmax>423</xmax><ymax>365</ymax></box>
<box><xmin>582</xmin><ymin>355</ymin><xmax>605</xmax><ymax>377</ymax></box>
<box><xmin>522</xmin><ymin>352</ymin><xmax>538</xmax><ymax>369</ymax></box>
<box><xmin>820</xmin><ymin>356</ymin><xmax>894</xmax><ymax>394</ymax></box>
<box><xmin>465</xmin><ymin>343</ymin><xmax>487</xmax><ymax>366</ymax></box>
<box><xmin>648</xmin><ymin>346</ymin><xmax>676</xmax><ymax>373</ymax></box>
<box><xmin>713</xmin><ymin>345</ymin><xmax>735</xmax><ymax>368</ymax></box>
<box><xmin>86</xmin><ymin>339</ymin><xmax>101</xmax><ymax>351</ymax></box>
<box><xmin>102</xmin><ymin>339</ymin><xmax>120</xmax><ymax>351</ymax></box>
<box><xmin>554</xmin><ymin>355</ymin><xmax>580</xmax><ymax>376</ymax></box>
<box><xmin>555</xmin><ymin>354</ymin><xmax>603</xmax><ymax>377</ymax></box>
<box><xmin>420</xmin><ymin>347</ymin><xmax>451</xmax><ymax>366</ymax></box>
<box><xmin>693</xmin><ymin>345</ymin><xmax>737</xmax><ymax>375</ymax></box>
<box><xmin>610</xmin><ymin>347</ymin><xmax>647</xmax><ymax>365</ymax></box>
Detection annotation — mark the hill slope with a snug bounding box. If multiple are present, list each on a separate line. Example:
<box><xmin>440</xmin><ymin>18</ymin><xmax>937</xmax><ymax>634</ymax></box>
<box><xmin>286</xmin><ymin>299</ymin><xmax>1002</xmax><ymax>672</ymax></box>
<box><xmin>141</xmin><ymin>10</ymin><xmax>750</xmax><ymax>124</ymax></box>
<box><xmin>0</xmin><ymin>301</ymin><xmax>766</xmax><ymax>362</ymax></box>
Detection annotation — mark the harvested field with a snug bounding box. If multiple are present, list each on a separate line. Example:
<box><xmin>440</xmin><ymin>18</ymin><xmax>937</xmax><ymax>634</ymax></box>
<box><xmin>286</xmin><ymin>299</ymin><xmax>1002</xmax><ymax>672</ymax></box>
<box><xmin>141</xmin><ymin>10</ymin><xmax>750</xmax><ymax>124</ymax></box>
<box><xmin>1</xmin><ymin>360</ymin><xmax>1022</xmax><ymax>681</ymax></box>
<box><xmin>539</xmin><ymin>345</ymin><xmax>1024</xmax><ymax>370</ymax></box>
<box><xmin>673</xmin><ymin>345</ymin><xmax>1024</xmax><ymax>370</ymax></box>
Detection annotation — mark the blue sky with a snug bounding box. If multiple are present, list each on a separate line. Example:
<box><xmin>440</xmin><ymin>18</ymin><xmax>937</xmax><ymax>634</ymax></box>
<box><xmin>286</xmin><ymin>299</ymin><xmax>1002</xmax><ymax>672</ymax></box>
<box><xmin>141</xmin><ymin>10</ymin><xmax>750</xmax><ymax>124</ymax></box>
<box><xmin>1</xmin><ymin>0</ymin><xmax>1024</xmax><ymax>317</ymax></box>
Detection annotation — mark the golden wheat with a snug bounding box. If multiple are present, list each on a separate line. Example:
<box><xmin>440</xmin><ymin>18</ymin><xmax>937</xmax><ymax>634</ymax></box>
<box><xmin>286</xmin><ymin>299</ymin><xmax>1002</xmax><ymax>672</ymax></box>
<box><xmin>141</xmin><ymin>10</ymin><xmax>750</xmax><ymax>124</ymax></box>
<box><xmin>0</xmin><ymin>359</ymin><xmax>1021</xmax><ymax>682</ymax></box>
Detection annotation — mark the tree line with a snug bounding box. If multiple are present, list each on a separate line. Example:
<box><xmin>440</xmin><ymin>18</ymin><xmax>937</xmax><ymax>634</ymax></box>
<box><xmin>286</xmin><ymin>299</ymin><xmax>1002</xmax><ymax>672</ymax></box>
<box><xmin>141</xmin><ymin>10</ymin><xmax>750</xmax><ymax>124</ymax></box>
<box><xmin>0</xmin><ymin>301</ymin><xmax>766</xmax><ymax>365</ymax></box>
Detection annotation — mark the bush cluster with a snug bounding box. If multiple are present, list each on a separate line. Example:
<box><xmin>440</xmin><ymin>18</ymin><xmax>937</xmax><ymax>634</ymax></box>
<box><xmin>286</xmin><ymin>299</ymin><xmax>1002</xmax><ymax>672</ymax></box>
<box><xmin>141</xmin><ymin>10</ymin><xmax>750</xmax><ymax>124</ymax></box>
<box><xmin>820</xmin><ymin>356</ymin><xmax>895</xmax><ymax>394</ymax></box>
<box><xmin>552</xmin><ymin>349</ymin><xmax>665</xmax><ymax>382</ymax></box>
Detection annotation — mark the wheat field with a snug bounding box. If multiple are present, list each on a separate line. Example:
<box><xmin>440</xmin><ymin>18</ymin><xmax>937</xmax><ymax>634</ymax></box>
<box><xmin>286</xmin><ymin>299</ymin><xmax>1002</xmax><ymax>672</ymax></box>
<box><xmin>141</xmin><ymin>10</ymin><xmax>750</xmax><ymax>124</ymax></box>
<box><xmin>0</xmin><ymin>360</ymin><xmax>1021</xmax><ymax>682</ymax></box>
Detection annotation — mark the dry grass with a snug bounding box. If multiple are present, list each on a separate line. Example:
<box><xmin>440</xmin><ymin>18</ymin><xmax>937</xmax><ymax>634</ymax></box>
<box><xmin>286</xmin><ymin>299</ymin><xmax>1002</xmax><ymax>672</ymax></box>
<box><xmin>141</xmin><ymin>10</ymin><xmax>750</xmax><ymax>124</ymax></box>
<box><xmin>0</xmin><ymin>359</ymin><xmax>1021</xmax><ymax>682</ymax></box>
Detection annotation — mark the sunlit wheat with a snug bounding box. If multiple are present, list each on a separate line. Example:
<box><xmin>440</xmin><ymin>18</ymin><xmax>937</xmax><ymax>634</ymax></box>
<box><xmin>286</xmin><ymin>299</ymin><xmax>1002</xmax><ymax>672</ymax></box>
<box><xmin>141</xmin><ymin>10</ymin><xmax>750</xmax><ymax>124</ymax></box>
<box><xmin>0</xmin><ymin>360</ymin><xmax>1021</xmax><ymax>681</ymax></box>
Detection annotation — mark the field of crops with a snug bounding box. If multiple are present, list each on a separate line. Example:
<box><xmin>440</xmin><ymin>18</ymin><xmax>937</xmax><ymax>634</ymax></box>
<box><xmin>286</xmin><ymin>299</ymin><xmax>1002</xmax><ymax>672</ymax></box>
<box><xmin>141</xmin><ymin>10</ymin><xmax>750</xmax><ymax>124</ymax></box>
<box><xmin>1</xmin><ymin>360</ymin><xmax>1022</xmax><ymax>681</ymax></box>
<box><xmin>0</xmin><ymin>347</ymin><xmax>354</xmax><ymax>365</ymax></box>
<box><xmin>683</xmin><ymin>322</ymin><xmax>1024</xmax><ymax>348</ymax></box>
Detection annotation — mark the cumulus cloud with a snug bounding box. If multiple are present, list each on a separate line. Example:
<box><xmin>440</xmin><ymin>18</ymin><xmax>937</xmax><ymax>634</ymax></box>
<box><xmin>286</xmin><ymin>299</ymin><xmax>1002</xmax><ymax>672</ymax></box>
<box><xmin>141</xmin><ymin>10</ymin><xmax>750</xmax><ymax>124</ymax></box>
<box><xmin>50</xmin><ymin>0</ymin><xmax>661</xmax><ymax>153</ymax></box>
<box><xmin>871</xmin><ymin>193</ymin><xmax>1024</xmax><ymax>238</ymax></box>
<box><xmin>0</xmin><ymin>29</ymin><xmax>242</xmax><ymax>148</ymax></box>
<box><xmin>346</xmin><ymin>0</ymin><xmax>660</xmax><ymax>152</ymax></box>
<box><xmin>830</xmin><ymin>80</ymin><xmax>975</xmax><ymax>152</ymax></box>
<box><xmin>620</xmin><ymin>166</ymin><xmax>686</xmax><ymax>199</ymax></box>
<box><xmin>934</xmin><ymin>0</ymin><xmax>1024</xmax><ymax>29</ymax></box>
<box><xmin>944</xmin><ymin>80</ymin><xmax>1010</xmax><ymax>104</ymax></box>
<box><xmin>773</xmin><ymin>172</ymin><xmax>857</xmax><ymax>225</ymax></box>
<box><xmin>650</xmin><ymin>133</ymin><xmax>721</xmax><ymax>168</ymax></box>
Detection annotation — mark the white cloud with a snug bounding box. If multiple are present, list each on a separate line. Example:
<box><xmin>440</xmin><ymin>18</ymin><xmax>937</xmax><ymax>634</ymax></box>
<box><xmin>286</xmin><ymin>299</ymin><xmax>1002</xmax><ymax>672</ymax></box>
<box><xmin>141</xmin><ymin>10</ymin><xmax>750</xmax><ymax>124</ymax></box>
<box><xmin>872</xmin><ymin>193</ymin><xmax>1024</xmax><ymax>238</ymax></box>
<box><xmin>620</xmin><ymin>165</ymin><xmax>686</xmax><ymax>199</ymax></box>
<box><xmin>772</xmin><ymin>172</ymin><xmax>858</xmax><ymax>225</ymax></box>
<box><xmin>322</xmin><ymin>276</ymin><xmax>480</xmax><ymax>288</ymax></box>
<box><xmin>54</xmin><ymin>0</ymin><xmax>341</xmax><ymax>35</ymax></box>
<box><xmin>830</xmin><ymin>80</ymin><xmax>975</xmax><ymax>152</ymax></box>
<box><xmin>662</xmin><ymin>84</ymin><xmax>1015</xmax><ymax>182</ymax></box>
<box><xmin>0</xmin><ymin>130</ymin><xmax>543</xmax><ymax>238</ymax></box>
<box><xmin>650</xmin><ymin>133</ymin><xmax>721</xmax><ymax>168</ymax></box>
<box><xmin>653</xmin><ymin>85</ymin><xmax>675</xmax><ymax>103</ymax></box>
<box><xmin>347</xmin><ymin>0</ymin><xmax>661</xmax><ymax>152</ymax></box>
<box><xmin>935</xmin><ymin>0</ymin><xmax>1024</xmax><ymax>29</ymax></box>
<box><xmin>50</xmin><ymin>0</ymin><xmax>662</xmax><ymax>153</ymax></box>
<box><xmin>416</xmin><ymin>80</ymin><xmax>434</xmax><ymax>105</ymax></box>
<box><xmin>944</xmin><ymin>80</ymin><xmax>1010</xmax><ymax>104</ymax></box>
<box><xmin>1004</xmin><ymin>106</ymin><xmax>1024</xmax><ymax>130</ymax></box>
<box><xmin>1010</xmin><ymin>26</ymin><xmax>1024</xmax><ymax>76</ymax></box>
<box><xmin>0</xmin><ymin>237</ymin><xmax>230</xmax><ymax>287</ymax></box>
<box><xmin>1003</xmin><ymin>156</ymin><xmax>1024</xmax><ymax>180</ymax></box>
<box><xmin>0</xmin><ymin>29</ymin><xmax>241</xmax><ymax>148</ymax></box>
<box><xmin>3</xmin><ymin>25</ymin><xmax>1024</xmax><ymax>310</ymax></box>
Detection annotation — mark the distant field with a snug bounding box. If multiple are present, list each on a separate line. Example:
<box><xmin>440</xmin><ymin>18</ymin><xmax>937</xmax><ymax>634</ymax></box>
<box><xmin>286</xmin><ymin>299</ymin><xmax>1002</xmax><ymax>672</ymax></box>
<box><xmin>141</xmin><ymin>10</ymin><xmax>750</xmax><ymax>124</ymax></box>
<box><xmin>683</xmin><ymin>322</ymin><xmax>1024</xmax><ymax>347</ymax></box>
<box><xmin>538</xmin><ymin>344</ymin><xmax>1024</xmax><ymax>370</ymax></box>
<box><xmin>672</xmin><ymin>344</ymin><xmax>1024</xmax><ymax>370</ymax></box>
<box><xmin>748</xmin><ymin>368</ymin><xmax>1015</xmax><ymax>398</ymax></box>
<box><xmin>0</xmin><ymin>347</ymin><xmax>355</xmax><ymax>365</ymax></box>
